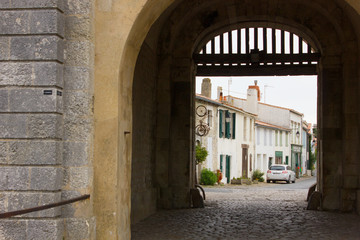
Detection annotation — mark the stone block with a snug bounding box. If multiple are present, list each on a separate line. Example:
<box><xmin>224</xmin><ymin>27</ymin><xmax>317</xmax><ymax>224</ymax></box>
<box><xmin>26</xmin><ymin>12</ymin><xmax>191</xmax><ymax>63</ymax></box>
<box><xmin>64</xmin><ymin>90</ymin><xmax>92</xmax><ymax>117</ymax></box>
<box><xmin>0</xmin><ymin>37</ymin><xmax>10</xmax><ymax>60</ymax></box>
<box><xmin>0</xmin><ymin>11</ymin><xmax>30</xmax><ymax>34</ymax></box>
<box><xmin>0</xmin><ymin>192</ymin><xmax>7</xmax><ymax>212</ymax></box>
<box><xmin>61</xmin><ymin>190</ymin><xmax>92</xmax><ymax>217</ymax></box>
<box><xmin>34</xmin><ymin>62</ymin><xmax>63</xmax><ymax>87</ymax></box>
<box><xmin>64</xmin><ymin>66</ymin><xmax>92</xmax><ymax>90</ymax></box>
<box><xmin>9</xmin><ymin>88</ymin><xmax>63</xmax><ymax>113</ymax></box>
<box><xmin>0</xmin><ymin>220</ymin><xmax>26</xmax><ymax>239</ymax></box>
<box><xmin>31</xmin><ymin>10</ymin><xmax>65</xmax><ymax>37</ymax></box>
<box><xmin>7</xmin><ymin>192</ymin><xmax>61</xmax><ymax>218</ymax></box>
<box><xmin>64</xmin><ymin>40</ymin><xmax>93</xmax><ymax>66</ymax></box>
<box><xmin>64</xmin><ymin>116</ymin><xmax>92</xmax><ymax>141</ymax></box>
<box><xmin>65</xmin><ymin>15</ymin><xmax>92</xmax><ymax>41</ymax></box>
<box><xmin>30</xmin><ymin>167</ymin><xmax>63</xmax><ymax>191</ymax></box>
<box><xmin>7</xmin><ymin>140</ymin><xmax>62</xmax><ymax>165</ymax></box>
<box><xmin>0</xmin><ymin>142</ymin><xmax>7</xmax><ymax>163</ymax></box>
<box><xmin>64</xmin><ymin>167</ymin><xmax>91</xmax><ymax>189</ymax></box>
<box><xmin>343</xmin><ymin>176</ymin><xmax>359</xmax><ymax>189</ymax></box>
<box><xmin>63</xmin><ymin>0</ymin><xmax>92</xmax><ymax>14</ymax></box>
<box><xmin>63</xmin><ymin>141</ymin><xmax>88</xmax><ymax>166</ymax></box>
<box><xmin>27</xmin><ymin>219</ymin><xmax>63</xmax><ymax>240</ymax></box>
<box><xmin>0</xmin><ymin>0</ymin><xmax>10</xmax><ymax>7</ymax></box>
<box><xmin>10</xmin><ymin>36</ymin><xmax>64</xmax><ymax>62</ymax></box>
<box><xmin>0</xmin><ymin>114</ymin><xmax>27</xmax><ymax>138</ymax></box>
<box><xmin>0</xmin><ymin>167</ymin><xmax>29</xmax><ymax>190</ymax></box>
<box><xmin>0</xmin><ymin>89</ymin><xmax>8</xmax><ymax>111</ymax></box>
<box><xmin>322</xmin><ymin>188</ymin><xmax>340</xmax><ymax>210</ymax></box>
<box><xmin>0</xmin><ymin>62</ymin><xmax>33</xmax><ymax>86</ymax></box>
<box><xmin>64</xmin><ymin>217</ymin><xmax>95</xmax><ymax>239</ymax></box>
<box><xmin>10</xmin><ymin>0</ymin><xmax>64</xmax><ymax>10</ymax></box>
<box><xmin>28</xmin><ymin>114</ymin><xmax>63</xmax><ymax>139</ymax></box>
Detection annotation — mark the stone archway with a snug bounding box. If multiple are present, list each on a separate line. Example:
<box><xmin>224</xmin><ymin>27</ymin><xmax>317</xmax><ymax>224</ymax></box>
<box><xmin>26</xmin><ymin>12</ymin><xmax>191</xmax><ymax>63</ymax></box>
<box><xmin>93</xmin><ymin>0</ymin><xmax>360</xmax><ymax>239</ymax></box>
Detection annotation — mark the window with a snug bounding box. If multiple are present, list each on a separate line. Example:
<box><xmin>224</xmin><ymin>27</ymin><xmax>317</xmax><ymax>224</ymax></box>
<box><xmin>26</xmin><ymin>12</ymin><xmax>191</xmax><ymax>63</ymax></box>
<box><xmin>219</xmin><ymin>110</ymin><xmax>224</xmax><ymax>138</ymax></box>
<box><xmin>275</xmin><ymin>130</ymin><xmax>278</xmax><ymax>146</ymax></box>
<box><xmin>270</xmin><ymin>165</ymin><xmax>285</xmax><ymax>171</ymax></box>
<box><xmin>280</xmin><ymin>131</ymin><xmax>283</xmax><ymax>146</ymax></box>
<box><xmin>249</xmin><ymin>119</ymin><xmax>253</xmax><ymax>141</ymax></box>
<box><xmin>232</xmin><ymin>113</ymin><xmax>236</xmax><ymax>139</ymax></box>
<box><xmin>286</xmin><ymin>132</ymin><xmax>289</xmax><ymax>147</ymax></box>
<box><xmin>264</xmin><ymin>129</ymin><xmax>267</xmax><ymax>146</ymax></box>
<box><xmin>219</xmin><ymin>110</ymin><xmax>236</xmax><ymax>139</ymax></box>
<box><xmin>244</xmin><ymin>117</ymin><xmax>247</xmax><ymax>141</ymax></box>
<box><xmin>225</xmin><ymin>110</ymin><xmax>231</xmax><ymax>138</ymax></box>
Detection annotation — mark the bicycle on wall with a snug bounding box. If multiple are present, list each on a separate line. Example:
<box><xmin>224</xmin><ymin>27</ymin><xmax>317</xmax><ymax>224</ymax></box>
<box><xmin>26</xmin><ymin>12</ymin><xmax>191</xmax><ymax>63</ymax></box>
<box><xmin>195</xmin><ymin>105</ymin><xmax>210</xmax><ymax>136</ymax></box>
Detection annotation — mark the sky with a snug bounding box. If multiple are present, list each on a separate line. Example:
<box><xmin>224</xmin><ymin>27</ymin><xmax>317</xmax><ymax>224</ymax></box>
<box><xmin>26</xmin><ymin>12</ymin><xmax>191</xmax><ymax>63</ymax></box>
<box><xmin>196</xmin><ymin>75</ymin><xmax>318</xmax><ymax>124</ymax></box>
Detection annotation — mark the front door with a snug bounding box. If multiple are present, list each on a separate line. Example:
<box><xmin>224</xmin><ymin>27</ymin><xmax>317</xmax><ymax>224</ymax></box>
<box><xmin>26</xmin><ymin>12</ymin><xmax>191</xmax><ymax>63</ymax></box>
<box><xmin>242</xmin><ymin>147</ymin><xmax>248</xmax><ymax>178</ymax></box>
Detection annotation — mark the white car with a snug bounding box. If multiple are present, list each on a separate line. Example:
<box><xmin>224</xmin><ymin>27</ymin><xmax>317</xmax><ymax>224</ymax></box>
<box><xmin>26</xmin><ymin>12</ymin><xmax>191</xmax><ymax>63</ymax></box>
<box><xmin>266</xmin><ymin>165</ymin><xmax>296</xmax><ymax>184</ymax></box>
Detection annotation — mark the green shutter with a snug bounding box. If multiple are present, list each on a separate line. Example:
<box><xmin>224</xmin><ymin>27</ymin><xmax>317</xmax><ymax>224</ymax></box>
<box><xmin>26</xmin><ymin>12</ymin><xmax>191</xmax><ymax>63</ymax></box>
<box><xmin>226</xmin><ymin>155</ymin><xmax>231</xmax><ymax>183</ymax></box>
<box><xmin>232</xmin><ymin>113</ymin><xmax>236</xmax><ymax>139</ymax></box>
<box><xmin>220</xmin><ymin>155</ymin><xmax>223</xmax><ymax>172</ymax></box>
<box><xmin>225</xmin><ymin>110</ymin><xmax>230</xmax><ymax>139</ymax></box>
<box><xmin>219</xmin><ymin>110</ymin><xmax>223</xmax><ymax>138</ymax></box>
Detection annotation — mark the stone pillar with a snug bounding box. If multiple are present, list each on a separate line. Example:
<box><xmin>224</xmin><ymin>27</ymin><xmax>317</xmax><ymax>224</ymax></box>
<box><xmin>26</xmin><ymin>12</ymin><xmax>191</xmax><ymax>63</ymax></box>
<box><xmin>0</xmin><ymin>0</ymin><xmax>65</xmax><ymax>238</ymax></box>
<box><xmin>319</xmin><ymin>65</ymin><xmax>343</xmax><ymax>211</ymax></box>
<box><xmin>62</xmin><ymin>0</ymin><xmax>95</xmax><ymax>238</ymax></box>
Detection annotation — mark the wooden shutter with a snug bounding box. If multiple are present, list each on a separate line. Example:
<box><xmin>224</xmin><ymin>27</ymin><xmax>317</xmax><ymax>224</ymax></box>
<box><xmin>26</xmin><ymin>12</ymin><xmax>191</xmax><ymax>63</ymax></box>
<box><xmin>219</xmin><ymin>110</ymin><xmax>223</xmax><ymax>138</ymax></box>
<box><xmin>220</xmin><ymin>155</ymin><xmax>223</xmax><ymax>172</ymax></box>
<box><xmin>225</xmin><ymin>110</ymin><xmax>231</xmax><ymax>139</ymax></box>
<box><xmin>232</xmin><ymin>113</ymin><xmax>236</xmax><ymax>139</ymax></box>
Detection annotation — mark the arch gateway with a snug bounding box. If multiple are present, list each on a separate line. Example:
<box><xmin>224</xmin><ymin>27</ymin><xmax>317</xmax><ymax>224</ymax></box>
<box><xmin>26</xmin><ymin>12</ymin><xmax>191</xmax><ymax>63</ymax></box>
<box><xmin>0</xmin><ymin>0</ymin><xmax>360</xmax><ymax>239</ymax></box>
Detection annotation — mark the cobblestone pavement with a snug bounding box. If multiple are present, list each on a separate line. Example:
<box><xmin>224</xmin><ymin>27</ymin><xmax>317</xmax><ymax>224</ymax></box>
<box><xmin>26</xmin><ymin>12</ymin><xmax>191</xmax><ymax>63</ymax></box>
<box><xmin>132</xmin><ymin>178</ymin><xmax>360</xmax><ymax>240</ymax></box>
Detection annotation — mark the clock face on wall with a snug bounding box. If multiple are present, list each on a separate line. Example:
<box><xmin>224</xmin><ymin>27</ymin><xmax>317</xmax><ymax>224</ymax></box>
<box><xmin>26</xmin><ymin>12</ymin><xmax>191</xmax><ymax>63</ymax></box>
<box><xmin>196</xmin><ymin>105</ymin><xmax>207</xmax><ymax>117</ymax></box>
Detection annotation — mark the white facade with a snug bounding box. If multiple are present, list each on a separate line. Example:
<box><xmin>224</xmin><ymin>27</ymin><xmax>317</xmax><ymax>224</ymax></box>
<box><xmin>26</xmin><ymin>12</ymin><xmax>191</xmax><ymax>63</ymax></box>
<box><xmin>195</xmin><ymin>95</ymin><xmax>256</xmax><ymax>184</ymax></box>
<box><xmin>255</xmin><ymin>121</ymin><xmax>291</xmax><ymax>176</ymax></box>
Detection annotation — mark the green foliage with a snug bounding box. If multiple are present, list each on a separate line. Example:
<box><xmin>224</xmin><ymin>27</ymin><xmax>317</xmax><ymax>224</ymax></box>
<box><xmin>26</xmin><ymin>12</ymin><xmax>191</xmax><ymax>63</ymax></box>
<box><xmin>195</xmin><ymin>145</ymin><xmax>208</xmax><ymax>165</ymax></box>
<box><xmin>200</xmin><ymin>168</ymin><xmax>217</xmax><ymax>185</ymax></box>
<box><xmin>252</xmin><ymin>169</ymin><xmax>265</xmax><ymax>182</ymax></box>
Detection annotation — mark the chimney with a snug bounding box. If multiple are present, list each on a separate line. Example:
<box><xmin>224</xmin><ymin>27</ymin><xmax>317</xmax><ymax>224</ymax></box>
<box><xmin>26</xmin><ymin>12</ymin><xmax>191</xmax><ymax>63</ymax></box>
<box><xmin>245</xmin><ymin>80</ymin><xmax>259</xmax><ymax>115</ymax></box>
<box><xmin>201</xmin><ymin>78</ymin><xmax>212</xmax><ymax>98</ymax></box>
<box><xmin>248</xmin><ymin>80</ymin><xmax>260</xmax><ymax>101</ymax></box>
<box><xmin>217</xmin><ymin>86</ymin><xmax>223</xmax><ymax>101</ymax></box>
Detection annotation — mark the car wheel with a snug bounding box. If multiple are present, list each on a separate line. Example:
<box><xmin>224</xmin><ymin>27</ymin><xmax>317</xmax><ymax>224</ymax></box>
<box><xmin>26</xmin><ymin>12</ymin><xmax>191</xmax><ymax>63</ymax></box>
<box><xmin>287</xmin><ymin>177</ymin><xmax>290</xmax><ymax>184</ymax></box>
<box><xmin>266</xmin><ymin>180</ymin><xmax>270</xmax><ymax>183</ymax></box>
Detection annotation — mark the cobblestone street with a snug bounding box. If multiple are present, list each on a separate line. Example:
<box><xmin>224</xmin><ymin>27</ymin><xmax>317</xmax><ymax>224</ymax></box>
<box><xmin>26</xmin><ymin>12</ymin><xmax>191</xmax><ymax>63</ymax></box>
<box><xmin>132</xmin><ymin>177</ymin><xmax>360</xmax><ymax>240</ymax></box>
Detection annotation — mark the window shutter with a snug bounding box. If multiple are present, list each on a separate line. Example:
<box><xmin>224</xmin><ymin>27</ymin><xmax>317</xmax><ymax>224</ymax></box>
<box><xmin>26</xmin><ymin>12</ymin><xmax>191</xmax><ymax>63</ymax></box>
<box><xmin>219</xmin><ymin>110</ymin><xmax>223</xmax><ymax>138</ymax></box>
<box><xmin>232</xmin><ymin>113</ymin><xmax>236</xmax><ymax>139</ymax></box>
<box><xmin>220</xmin><ymin>155</ymin><xmax>223</xmax><ymax>172</ymax></box>
<box><xmin>225</xmin><ymin>110</ymin><xmax>230</xmax><ymax>139</ymax></box>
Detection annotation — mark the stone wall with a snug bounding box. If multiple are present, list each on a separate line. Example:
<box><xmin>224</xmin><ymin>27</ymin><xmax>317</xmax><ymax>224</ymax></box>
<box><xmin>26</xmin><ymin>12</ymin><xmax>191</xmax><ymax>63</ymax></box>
<box><xmin>131</xmin><ymin>41</ymin><xmax>158</xmax><ymax>225</ymax></box>
<box><xmin>0</xmin><ymin>0</ymin><xmax>65</xmax><ymax>238</ymax></box>
<box><xmin>0</xmin><ymin>0</ymin><xmax>95</xmax><ymax>239</ymax></box>
<box><xmin>62</xmin><ymin>0</ymin><xmax>95</xmax><ymax>238</ymax></box>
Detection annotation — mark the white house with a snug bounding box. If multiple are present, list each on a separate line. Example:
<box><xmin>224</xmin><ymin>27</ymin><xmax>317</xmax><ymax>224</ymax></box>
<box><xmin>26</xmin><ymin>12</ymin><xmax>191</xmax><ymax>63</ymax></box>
<box><xmin>255</xmin><ymin>120</ymin><xmax>291</xmax><ymax>175</ymax></box>
<box><xmin>227</xmin><ymin>81</ymin><xmax>306</xmax><ymax>176</ymax></box>
<box><xmin>195</xmin><ymin>79</ymin><xmax>256</xmax><ymax>184</ymax></box>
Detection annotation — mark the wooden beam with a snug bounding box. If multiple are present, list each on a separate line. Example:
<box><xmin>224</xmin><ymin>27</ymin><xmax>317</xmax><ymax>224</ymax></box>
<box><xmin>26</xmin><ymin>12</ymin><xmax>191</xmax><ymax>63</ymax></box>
<box><xmin>193</xmin><ymin>53</ymin><xmax>320</xmax><ymax>64</ymax></box>
<box><xmin>196</xmin><ymin>64</ymin><xmax>318</xmax><ymax>76</ymax></box>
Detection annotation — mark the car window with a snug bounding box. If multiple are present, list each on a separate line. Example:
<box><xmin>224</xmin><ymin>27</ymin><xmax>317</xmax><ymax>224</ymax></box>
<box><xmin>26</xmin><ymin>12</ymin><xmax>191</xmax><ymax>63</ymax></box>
<box><xmin>270</xmin><ymin>166</ymin><xmax>285</xmax><ymax>170</ymax></box>
<box><xmin>286</xmin><ymin>166</ymin><xmax>291</xmax><ymax>170</ymax></box>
